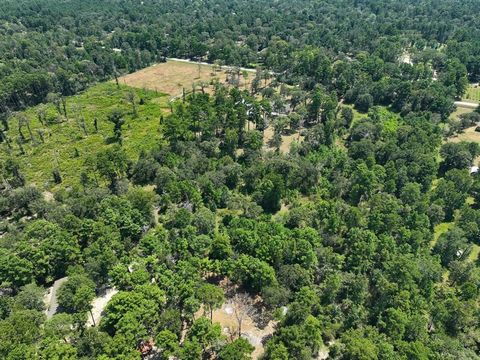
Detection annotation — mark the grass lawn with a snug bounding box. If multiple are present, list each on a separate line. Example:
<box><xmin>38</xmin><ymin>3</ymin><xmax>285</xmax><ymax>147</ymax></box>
<box><xmin>464</xmin><ymin>84</ymin><xmax>480</xmax><ymax>102</ymax></box>
<box><xmin>431</xmin><ymin>222</ymin><xmax>454</xmax><ymax>248</ymax></box>
<box><xmin>447</xmin><ymin>125</ymin><xmax>480</xmax><ymax>144</ymax></box>
<box><xmin>0</xmin><ymin>83</ymin><xmax>169</xmax><ymax>189</ymax></box>
<box><xmin>449</xmin><ymin>106</ymin><xmax>473</xmax><ymax>120</ymax></box>
<box><xmin>343</xmin><ymin>104</ymin><xmax>368</xmax><ymax>126</ymax></box>
<box><xmin>468</xmin><ymin>244</ymin><xmax>480</xmax><ymax>262</ymax></box>
<box><xmin>431</xmin><ymin>222</ymin><xmax>478</xmax><ymax>266</ymax></box>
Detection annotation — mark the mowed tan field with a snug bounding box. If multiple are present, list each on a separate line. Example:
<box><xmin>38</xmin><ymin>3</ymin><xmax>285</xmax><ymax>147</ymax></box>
<box><xmin>448</xmin><ymin>126</ymin><xmax>480</xmax><ymax>143</ymax></box>
<box><xmin>447</xmin><ymin>126</ymin><xmax>480</xmax><ymax>167</ymax></box>
<box><xmin>118</xmin><ymin>59</ymin><xmax>254</xmax><ymax>97</ymax></box>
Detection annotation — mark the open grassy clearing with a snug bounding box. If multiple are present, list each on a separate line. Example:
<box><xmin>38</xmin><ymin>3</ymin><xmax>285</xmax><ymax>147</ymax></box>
<box><xmin>263</xmin><ymin>125</ymin><xmax>303</xmax><ymax>154</ymax></box>
<box><xmin>464</xmin><ymin>84</ymin><xmax>480</xmax><ymax>102</ymax></box>
<box><xmin>343</xmin><ymin>104</ymin><xmax>368</xmax><ymax>126</ymax></box>
<box><xmin>0</xmin><ymin>83</ymin><xmax>168</xmax><ymax>189</ymax></box>
<box><xmin>1</xmin><ymin>60</ymin><xmax>269</xmax><ymax>190</ymax></box>
<box><xmin>447</xmin><ymin>125</ymin><xmax>480</xmax><ymax>144</ymax></box>
<box><xmin>449</xmin><ymin>106</ymin><xmax>474</xmax><ymax>120</ymax></box>
<box><xmin>431</xmin><ymin>222</ymin><xmax>454</xmax><ymax>248</ymax></box>
<box><xmin>118</xmin><ymin>59</ymin><xmax>254</xmax><ymax>98</ymax></box>
<box><xmin>469</xmin><ymin>244</ymin><xmax>480</xmax><ymax>262</ymax></box>
<box><xmin>446</xmin><ymin>126</ymin><xmax>480</xmax><ymax>168</ymax></box>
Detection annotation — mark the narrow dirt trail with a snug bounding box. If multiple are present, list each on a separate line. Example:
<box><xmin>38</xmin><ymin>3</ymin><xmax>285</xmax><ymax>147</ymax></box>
<box><xmin>166</xmin><ymin>57</ymin><xmax>258</xmax><ymax>73</ymax></box>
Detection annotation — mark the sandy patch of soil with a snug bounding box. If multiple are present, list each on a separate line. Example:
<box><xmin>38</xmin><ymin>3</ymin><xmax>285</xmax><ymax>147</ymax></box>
<box><xmin>195</xmin><ymin>300</ymin><xmax>276</xmax><ymax>359</ymax></box>
<box><xmin>263</xmin><ymin>126</ymin><xmax>302</xmax><ymax>154</ymax></box>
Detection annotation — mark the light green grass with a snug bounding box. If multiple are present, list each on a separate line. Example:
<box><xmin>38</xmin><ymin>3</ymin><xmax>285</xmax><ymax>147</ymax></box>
<box><xmin>343</xmin><ymin>104</ymin><xmax>367</xmax><ymax>126</ymax></box>
<box><xmin>449</xmin><ymin>106</ymin><xmax>474</xmax><ymax>120</ymax></box>
<box><xmin>0</xmin><ymin>83</ymin><xmax>169</xmax><ymax>189</ymax></box>
<box><xmin>431</xmin><ymin>222</ymin><xmax>479</xmax><ymax>264</ymax></box>
<box><xmin>431</xmin><ymin>222</ymin><xmax>454</xmax><ymax>248</ymax></box>
<box><xmin>468</xmin><ymin>244</ymin><xmax>480</xmax><ymax>262</ymax></box>
<box><xmin>464</xmin><ymin>84</ymin><xmax>480</xmax><ymax>102</ymax></box>
<box><xmin>432</xmin><ymin>222</ymin><xmax>455</xmax><ymax>283</ymax></box>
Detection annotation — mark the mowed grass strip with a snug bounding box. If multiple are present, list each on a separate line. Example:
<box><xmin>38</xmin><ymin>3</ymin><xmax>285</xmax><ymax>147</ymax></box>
<box><xmin>1</xmin><ymin>83</ymin><xmax>168</xmax><ymax>189</ymax></box>
<box><xmin>446</xmin><ymin>121</ymin><xmax>480</xmax><ymax>147</ymax></box>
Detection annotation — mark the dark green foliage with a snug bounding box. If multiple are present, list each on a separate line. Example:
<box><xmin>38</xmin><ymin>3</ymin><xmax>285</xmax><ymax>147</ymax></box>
<box><xmin>440</xmin><ymin>142</ymin><xmax>479</xmax><ymax>172</ymax></box>
<box><xmin>107</xmin><ymin>109</ymin><xmax>125</xmax><ymax>144</ymax></box>
<box><xmin>232</xmin><ymin>255</ymin><xmax>278</xmax><ymax>293</ymax></box>
<box><xmin>355</xmin><ymin>93</ymin><xmax>374</xmax><ymax>113</ymax></box>
<box><xmin>218</xmin><ymin>338</ymin><xmax>254</xmax><ymax>360</ymax></box>
<box><xmin>434</xmin><ymin>228</ymin><xmax>471</xmax><ymax>266</ymax></box>
<box><xmin>0</xmin><ymin>0</ymin><xmax>479</xmax><ymax>359</ymax></box>
<box><xmin>52</xmin><ymin>168</ymin><xmax>62</xmax><ymax>184</ymax></box>
<box><xmin>253</xmin><ymin>173</ymin><xmax>285</xmax><ymax>213</ymax></box>
<box><xmin>57</xmin><ymin>273</ymin><xmax>95</xmax><ymax>315</ymax></box>
<box><xmin>95</xmin><ymin>145</ymin><xmax>128</xmax><ymax>193</ymax></box>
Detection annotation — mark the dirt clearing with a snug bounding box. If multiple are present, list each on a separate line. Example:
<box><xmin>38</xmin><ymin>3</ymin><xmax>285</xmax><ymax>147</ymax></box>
<box><xmin>195</xmin><ymin>298</ymin><xmax>276</xmax><ymax>359</ymax></box>
<box><xmin>118</xmin><ymin>59</ymin><xmax>254</xmax><ymax>98</ymax></box>
<box><xmin>447</xmin><ymin>125</ymin><xmax>480</xmax><ymax>143</ymax></box>
<box><xmin>263</xmin><ymin>126</ymin><xmax>303</xmax><ymax>154</ymax></box>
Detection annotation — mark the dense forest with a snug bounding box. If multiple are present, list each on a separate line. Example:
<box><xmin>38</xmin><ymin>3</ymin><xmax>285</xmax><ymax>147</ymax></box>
<box><xmin>1</xmin><ymin>0</ymin><xmax>480</xmax><ymax>359</ymax></box>
<box><xmin>1</xmin><ymin>0</ymin><xmax>480</xmax><ymax>112</ymax></box>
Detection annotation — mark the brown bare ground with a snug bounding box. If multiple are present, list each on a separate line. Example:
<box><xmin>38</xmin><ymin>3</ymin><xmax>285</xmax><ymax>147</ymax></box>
<box><xmin>447</xmin><ymin>126</ymin><xmax>480</xmax><ymax>143</ymax></box>
<box><xmin>195</xmin><ymin>302</ymin><xmax>276</xmax><ymax>359</ymax></box>
<box><xmin>118</xmin><ymin>60</ymin><xmax>253</xmax><ymax>98</ymax></box>
<box><xmin>263</xmin><ymin>126</ymin><xmax>303</xmax><ymax>154</ymax></box>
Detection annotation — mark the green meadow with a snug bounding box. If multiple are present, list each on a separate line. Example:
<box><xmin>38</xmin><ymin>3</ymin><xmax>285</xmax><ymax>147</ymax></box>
<box><xmin>465</xmin><ymin>84</ymin><xmax>480</xmax><ymax>102</ymax></box>
<box><xmin>1</xmin><ymin>83</ymin><xmax>169</xmax><ymax>189</ymax></box>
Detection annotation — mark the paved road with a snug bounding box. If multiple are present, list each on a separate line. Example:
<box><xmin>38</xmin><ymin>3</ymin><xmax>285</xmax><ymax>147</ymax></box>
<box><xmin>45</xmin><ymin>277</ymin><xmax>68</xmax><ymax>319</ymax></box>
<box><xmin>455</xmin><ymin>101</ymin><xmax>479</xmax><ymax>109</ymax></box>
<box><xmin>167</xmin><ymin>57</ymin><xmax>258</xmax><ymax>73</ymax></box>
<box><xmin>86</xmin><ymin>288</ymin><xmax>118</xmax><ymax>327</ymax></box>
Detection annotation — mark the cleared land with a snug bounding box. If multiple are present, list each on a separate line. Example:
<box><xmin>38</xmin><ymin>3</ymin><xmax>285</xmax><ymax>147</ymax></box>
<box><xmin>465</xmin><ymin>84</ymin><xmax>480</xmax><ymax>102</ymax></box>
<box><xmin>447</xmin><ymin>125</ymin><xmax>480</xmax><ymax>144</ymax></box>
<box><xmin>1</xmin><ymin>61</ymin><xmax>265</xmax><ymax>189</ymax></box>
<box><xmin>118</xmin><ymin>59</ymin><xmax>255</xmax><ymax>98</ymax></box>
<box><xmin>263</xmin><ymin>126</ymin><xmax>303</xmax><ymax>154</ymax></box>
<box><xmin>195</xmin><ymin>301</ymin><xmax>276</xmax><ymax>359</ymax></box>
<box><xmin>431</xmin><ymin>222</ymin><xmax>454</xmax><ymax>248</ymax></box>
<box><xmin>0</xmin><ymin>83</ymin><xmax>168</xmax><ymax>188</ymax></box>
<box><xmin>450</xmin><ymin>106</ymin><xmax>475</xmax><ymax>119</ymax></box>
